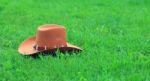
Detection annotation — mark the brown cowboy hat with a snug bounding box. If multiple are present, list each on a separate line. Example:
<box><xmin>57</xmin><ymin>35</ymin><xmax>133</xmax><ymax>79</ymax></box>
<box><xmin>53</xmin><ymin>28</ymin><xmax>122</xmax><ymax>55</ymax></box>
<box><xmin>18</xmin><ymin>24</ymin><xmax>82</xmax><ymax>55</ymax></box>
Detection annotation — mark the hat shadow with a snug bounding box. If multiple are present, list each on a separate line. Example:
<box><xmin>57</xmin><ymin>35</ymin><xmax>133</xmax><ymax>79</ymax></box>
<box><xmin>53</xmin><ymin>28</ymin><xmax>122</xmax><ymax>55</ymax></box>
<box><xmin>27</xmin><ymin>50</ymin><xmax>81</xmax><ymax>59</ymax></box>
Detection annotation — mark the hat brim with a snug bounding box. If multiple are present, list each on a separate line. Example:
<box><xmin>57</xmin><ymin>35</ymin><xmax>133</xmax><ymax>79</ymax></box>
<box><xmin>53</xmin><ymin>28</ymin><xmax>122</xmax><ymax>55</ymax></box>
<box><xmin>18</xmin><ymin>36</ymin><xmax>82</xmax><ymax>55</ymax></box>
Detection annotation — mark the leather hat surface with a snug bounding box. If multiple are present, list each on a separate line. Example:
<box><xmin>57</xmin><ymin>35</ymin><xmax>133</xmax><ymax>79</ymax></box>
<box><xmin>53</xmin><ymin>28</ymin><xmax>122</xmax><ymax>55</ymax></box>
<box><xmin>18</xmin><ymin>24</ymin><xmax>82</xmax><ymax>55</ymax></box>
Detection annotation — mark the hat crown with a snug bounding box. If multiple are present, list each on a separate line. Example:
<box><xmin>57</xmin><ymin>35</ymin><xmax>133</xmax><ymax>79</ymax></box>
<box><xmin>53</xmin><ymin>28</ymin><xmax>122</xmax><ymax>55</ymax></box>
<box><xmin>35</xmin><ymin>24</ymin><xmax>67</xmax><ymax>49</ymax></box>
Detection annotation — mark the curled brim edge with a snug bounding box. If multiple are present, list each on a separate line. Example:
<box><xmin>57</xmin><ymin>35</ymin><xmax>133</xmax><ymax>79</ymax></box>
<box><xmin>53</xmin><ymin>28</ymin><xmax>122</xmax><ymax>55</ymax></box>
<box><xmin>18</xmin><ymin>36</ymin><xmax>83</xmax><ymax>55</ymax></box>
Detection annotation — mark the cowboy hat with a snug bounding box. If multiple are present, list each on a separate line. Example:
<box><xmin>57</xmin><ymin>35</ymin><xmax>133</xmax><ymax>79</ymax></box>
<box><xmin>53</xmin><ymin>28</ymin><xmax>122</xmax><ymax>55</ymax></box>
<box><xmin>18</xmin><ymin>24</ymin><xmax>82</xmax><ymax>55</ymax></box>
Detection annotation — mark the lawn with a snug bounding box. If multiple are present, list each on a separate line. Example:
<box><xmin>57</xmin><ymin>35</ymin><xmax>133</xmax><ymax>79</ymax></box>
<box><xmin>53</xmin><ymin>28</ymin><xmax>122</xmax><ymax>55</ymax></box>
<box><xmin>0</xmin><ymin>0</ymin><xmax>150</xmax><ymax>81</ymax></box>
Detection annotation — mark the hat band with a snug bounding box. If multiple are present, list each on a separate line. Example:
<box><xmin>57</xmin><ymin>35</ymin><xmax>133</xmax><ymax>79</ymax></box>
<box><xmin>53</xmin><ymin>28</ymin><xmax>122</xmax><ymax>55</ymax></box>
<box><xmin>33</xmin><ymin>44</ymin><xmax>67</xmax><ymax>51</ymax></box>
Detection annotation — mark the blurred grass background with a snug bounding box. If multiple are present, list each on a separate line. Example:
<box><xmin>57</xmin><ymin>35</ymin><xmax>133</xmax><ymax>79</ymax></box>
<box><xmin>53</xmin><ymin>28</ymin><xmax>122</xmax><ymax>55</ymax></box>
<box><xmin>0</xmin><ymin>0</ymin><xmax>150</xmax><ymax>81</ymax></box>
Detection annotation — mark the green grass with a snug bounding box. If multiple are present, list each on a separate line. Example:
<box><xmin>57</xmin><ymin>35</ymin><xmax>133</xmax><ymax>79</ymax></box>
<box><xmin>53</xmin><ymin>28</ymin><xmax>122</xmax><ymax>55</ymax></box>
<box><xmin>0</xmin><ymin>0</ymin><xmax>150</xmax><ymax>81</ymax></box>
